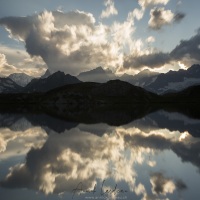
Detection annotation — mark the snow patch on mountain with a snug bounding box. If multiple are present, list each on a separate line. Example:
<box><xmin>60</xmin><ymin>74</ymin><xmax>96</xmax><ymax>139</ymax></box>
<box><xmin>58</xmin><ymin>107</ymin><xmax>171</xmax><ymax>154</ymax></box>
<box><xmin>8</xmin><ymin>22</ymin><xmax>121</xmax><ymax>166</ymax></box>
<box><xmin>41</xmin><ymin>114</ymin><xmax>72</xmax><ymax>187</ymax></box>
<box><xmin>159</xmin><ymin>78</ymin><xmax>200</xmax><ymax>93</ymax></box>
<box><xmin>8</xmin><ymin>73</ymin><xmax>34</xmax><ymax>87</ymax></box>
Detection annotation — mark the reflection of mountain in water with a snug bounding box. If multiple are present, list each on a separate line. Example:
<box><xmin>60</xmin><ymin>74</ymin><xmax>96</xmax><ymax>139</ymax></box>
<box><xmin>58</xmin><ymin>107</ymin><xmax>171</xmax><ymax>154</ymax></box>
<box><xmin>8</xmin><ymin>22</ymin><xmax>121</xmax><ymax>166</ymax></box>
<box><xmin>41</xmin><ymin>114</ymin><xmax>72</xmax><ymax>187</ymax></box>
<box><xmin>0</xmin><ymin>106</ymin><xmax>200</xmax><ymax>137</ymax></box>
<box><xmin>0</xmin><ymin>103</ymin><xmax>157</xmax><ymax>133</ymax></box>
<box><xmin>0</xmin><ymin>113</ymin><xmax>78</xmax><ymax>133</ymax></box>
<box><xmin>129</xmin><ymin>110</ymin><xmax>200</xmax><ymax>137</ymax></box>
<box><xmin>0</xmin><ymin>114</ymin><xmax>33</xmax><ymax>132</ymax></box>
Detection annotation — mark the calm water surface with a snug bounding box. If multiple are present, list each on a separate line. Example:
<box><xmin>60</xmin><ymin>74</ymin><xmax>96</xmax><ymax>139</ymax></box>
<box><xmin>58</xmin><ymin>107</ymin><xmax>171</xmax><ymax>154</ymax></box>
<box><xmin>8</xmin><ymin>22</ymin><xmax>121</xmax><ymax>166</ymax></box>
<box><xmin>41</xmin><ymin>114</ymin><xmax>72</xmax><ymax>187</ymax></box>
<box><xmin>0</xmin><ymin>110</ymin><xmax>200</xmax><ymax>200</ymax></box>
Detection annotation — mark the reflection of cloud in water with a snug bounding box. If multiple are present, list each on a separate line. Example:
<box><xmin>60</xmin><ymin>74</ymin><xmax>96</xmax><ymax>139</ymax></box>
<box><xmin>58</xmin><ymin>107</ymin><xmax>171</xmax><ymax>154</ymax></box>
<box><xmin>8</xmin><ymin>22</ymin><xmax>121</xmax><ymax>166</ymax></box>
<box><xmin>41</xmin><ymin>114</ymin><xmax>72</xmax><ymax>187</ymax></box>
<box><xmin>0</xmin><ymin>136</ymin><xmax>6</xmax><ymax>153</ymax></box>
<box><xmin>139</xmin><ymin>111</ymin><xmax>200</xmax><ymax>137</ymax></box>
<box><xmin>1</xmin><ymin>128</ymin><xmax>136</xmax><ymax>195</ymax></box>
<box><xmin>1</xmin><ymin>126</ymin><xmax>197</xmax><ymax>199</ymax></box>
<box><xmin>0</xmin><ymin>127</ymin><xmax>47</xmax><ymax>158</ymax></box>
<box><xmin>150</xmin><ymin>172</ymin><xmax>187</xmax><ymax>196</ymax></box>
<box><xmin>152</xmin><ymin>177</ymin><xmax>175</xmax><ymax>196</ymax></box>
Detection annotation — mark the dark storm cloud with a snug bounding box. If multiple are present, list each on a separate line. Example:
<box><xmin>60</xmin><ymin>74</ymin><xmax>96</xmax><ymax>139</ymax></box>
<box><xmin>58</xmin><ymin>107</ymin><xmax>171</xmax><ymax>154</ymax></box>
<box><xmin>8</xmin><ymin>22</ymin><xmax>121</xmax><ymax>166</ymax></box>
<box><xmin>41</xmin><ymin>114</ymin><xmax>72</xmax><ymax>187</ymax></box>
<box><xmin>123</xmin><ymin>52</ymin><xmax>171</xmax><ymax>69</ymax></box>
<box><xmin>170</xmin><ymin>30</ymin><xmax>200</xmax><ymax>62</ymax></box>
<box><xmin>0</xmin><ymin>16</ymin><xmax>34</xmax><ymax>40</ymax></box>
<box><xmin>123</xmin><ymin>27</ymin><xmax>200</xmax><ymax>70</ymax></box>
<box><xmin>124</xmin><ymin>133</ymin><xmax>172</xmax><ymax>150</ymax></box>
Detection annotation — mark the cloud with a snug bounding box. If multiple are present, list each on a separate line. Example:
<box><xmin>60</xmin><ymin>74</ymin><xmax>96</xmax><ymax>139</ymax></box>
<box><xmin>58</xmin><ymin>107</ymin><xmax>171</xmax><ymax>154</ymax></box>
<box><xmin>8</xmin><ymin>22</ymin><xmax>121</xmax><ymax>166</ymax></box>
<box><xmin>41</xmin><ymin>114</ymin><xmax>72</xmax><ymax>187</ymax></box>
<box><xmin>148</xmin><ymin>7</ymin><xmax>174</xmax><ymax>30</ymax></box>
<box><xmin>123</xmin><ymin>51</ymin><xmax>171</xmax><ymax>69</ymax></box>
<box><xmin>121</xmin><ymin>28</ymin><xmax>200</xmax><ymax>71</ymax></box>
<box><xmin>0</xmin><ymin>128</ymin><xmax>137</xmax><ymax>195</ymax></box>
<box><xmin>100</xmin><ymin>0</ymin><xmax>118</xmax><ymax>19</ymax></box>
<box><xmin>150</xmin><ymin>173</ymin><xmax>187</xmax><ymax>196</ymax></box>
<box><xmin>138</xmin><ymin>0</ymin><xmax>170</xmax><ymax>8</ymax></box>
<box><xmin>0</xmin><ymin>10</ymin><xmax>122</xmax><ymax>75</ymax></box>
<box><xmin>0</xmin><ymin>53</ymin><xmax>20</xmax><ymax>77</ymax></box>
<box><xmin>146</xmin><ymin>36</ymin><xmax>155</xmax><ymax>43</ymax></box>
<box><xmin>148</xmin><ymin>7</ymin><xmax>185</xmax><ymax>30</ymax></box>
<box><xmin>0</xmin><ymin>45</ymin><xmax>47</xmax><ymax>77</ymax></box>
<box><xmin>0</xmin><ymin>8</ymin><xmax>189</xmax><ymax>75</ymax></box>
<box><xmin>0</xmin><ymin>52</ymin><xmax>45</xmax><ymax>77</ymax></box>
<box><xmin>174</xmin><ymin>12</ymin><xmax>186</xmax><ymax>23</ymax></box>
<box><xmin>0</xmin><ymin>135</ymin><xmax>6</xmax><ymax>153</ymax></box>
<box><xmin>123</xmin><ymin>25</ymin><xmax>200</xmax><ymax>71</ymax></box>
<box><xmin>170</xmin><ymin>30</ymin><xmax>200</xmax><ymax>64</ymax></box>
<box><xmin>0</xmin><ymin>125</ymin><xmax>47</xmax><ymax>161</ymax></box>
<box><xmin>150</xmin><ymin>173</ymin><xmax>175</xmax><ymax>196</ymax></box>
<box><xmin>0</xmin><ymin>6</ymin><xmax>158</xmax><ymax>76</ymax></box>
<box><xmin>124</xmin><ymin>128</ymin><xmax>200</xmax><ymax>171</ymax></box>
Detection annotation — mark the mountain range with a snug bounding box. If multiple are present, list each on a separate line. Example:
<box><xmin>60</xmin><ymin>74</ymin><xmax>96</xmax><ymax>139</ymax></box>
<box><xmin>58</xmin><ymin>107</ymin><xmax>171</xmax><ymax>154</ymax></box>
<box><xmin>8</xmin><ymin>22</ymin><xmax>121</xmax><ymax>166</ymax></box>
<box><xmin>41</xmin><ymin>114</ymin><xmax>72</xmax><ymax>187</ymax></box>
<box><xmin>76</xmin><ymin>64</ymin><xmax>200</xmax><ymax>94</ymax></box>
<box><xmin>145</xmin><ymin>64</ymin><xmax>200</xmax><ymax>94</ymax></box>
<box><xmin>0</xmin><ymin>64</ymin><xmax>200</xmax><ymax>94</ymax></box>
<box><xmin>8</xmin><ymin>73</ymin><xmax>34</xmax><ymax>87</ymax></box>
<box><xmin>24</xmin><ymin>71</ymin><xmax>81</xmax><ymax>92</ymax></box>
<box><xmin>77</xmin><ymin>66</ymin><xmax>116</xmax><ymax>83</ymax></box>
<box><xmin>0</xmin><ymin>77</ymin><xmax>23</xmax><ymax>93</ymax></box>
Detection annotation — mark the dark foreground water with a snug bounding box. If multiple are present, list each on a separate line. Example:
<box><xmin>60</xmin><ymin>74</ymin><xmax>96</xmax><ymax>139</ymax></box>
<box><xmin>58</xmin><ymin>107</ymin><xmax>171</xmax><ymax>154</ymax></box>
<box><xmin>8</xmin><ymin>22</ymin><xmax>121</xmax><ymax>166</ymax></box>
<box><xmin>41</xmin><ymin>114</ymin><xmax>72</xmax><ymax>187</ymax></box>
<box><xmin>0</xmin><ymin>110</ymin><xmax>200</xmax><ymax>200</ymax></box>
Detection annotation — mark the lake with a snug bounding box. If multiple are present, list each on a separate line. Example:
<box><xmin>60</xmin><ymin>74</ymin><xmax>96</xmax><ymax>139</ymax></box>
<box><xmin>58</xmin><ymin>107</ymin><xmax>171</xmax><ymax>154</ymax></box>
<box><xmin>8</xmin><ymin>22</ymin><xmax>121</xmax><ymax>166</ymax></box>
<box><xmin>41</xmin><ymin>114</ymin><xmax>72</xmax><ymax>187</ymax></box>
<box><xmin>0</xmin><ymin>109</ymin><xmax>200</xmax><ymax>200</ymax></box>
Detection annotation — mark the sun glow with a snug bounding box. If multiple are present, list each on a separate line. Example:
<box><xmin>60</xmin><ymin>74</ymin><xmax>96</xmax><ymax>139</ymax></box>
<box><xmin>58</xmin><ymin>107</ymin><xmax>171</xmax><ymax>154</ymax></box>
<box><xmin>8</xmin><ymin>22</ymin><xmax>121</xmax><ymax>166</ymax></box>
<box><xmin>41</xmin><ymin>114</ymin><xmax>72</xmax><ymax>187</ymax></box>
<box><xmin>179</xmin><ymin>131</ymin><xmax>189</xmax><ymax>141</ymax></box>
<box><xmin>178</xmin><ymin>61</ymin><xmax>187</xmax><ymax>70</ymax></box>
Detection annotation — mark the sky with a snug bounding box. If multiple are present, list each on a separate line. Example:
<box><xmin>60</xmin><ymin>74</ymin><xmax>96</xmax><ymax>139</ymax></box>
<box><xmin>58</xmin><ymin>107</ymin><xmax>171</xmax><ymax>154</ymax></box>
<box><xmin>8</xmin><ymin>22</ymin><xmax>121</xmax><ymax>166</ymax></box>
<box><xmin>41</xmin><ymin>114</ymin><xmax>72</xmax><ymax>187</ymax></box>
<box><xmin>0</xmin><ymin>0</ymin><xmax>200</xmax><ymax>77</ymax></box>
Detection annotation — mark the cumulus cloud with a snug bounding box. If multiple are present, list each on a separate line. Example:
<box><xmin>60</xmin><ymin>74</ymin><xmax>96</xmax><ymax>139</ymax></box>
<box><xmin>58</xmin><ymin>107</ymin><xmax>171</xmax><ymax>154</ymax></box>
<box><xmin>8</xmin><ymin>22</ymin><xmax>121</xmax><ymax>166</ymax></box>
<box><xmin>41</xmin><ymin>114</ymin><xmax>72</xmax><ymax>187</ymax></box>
<box><xmin>124</xmin><ymin>127</ymin><xmax>200</xmax><ymax>171</ymax></box>
<box><xmin>100</xmin><ymin>0</ymin><xmax>118</xmax><ymax>18</ymax></box>
<box><xmin>0</xmin><ymin>7</ymin><xmax>189</xmax><ymax>75</ymax></box>
<box><xmin>150</xmin><ymin>173</ymin><xmax>175</xmax><ymax>195</ymax></box>
<box><xmin>0</xmin><ymin>125</ymin><xmax>47</xmax><ymax>161</ymax></box>
<box><xmin>148</xmin><ymin>7</ymin><xmax>185</xmax><ymax>30</ymax></box>
<box><xmin>0</xmin><ymin>135</ymin><xmax>6</xmax><ymax>153</ymax></box>
<box><xmin>0</xmin><ymin>45</ymin><xmax>47</xmax><ymax>77</ymax></box>
<box><xmin>0</xmin><ymin>10</ymin><xmax>122</xmax><ymax>75</ymax></box>
<box><xmin>0</xmin><ymin>52</ymin><xmax>45</xmax><ymax>77</ymax></box>
<box><xmin>0</xmin><ymin>6</ymin><xmax>161</xmax><ymax>76</ymax></box>
<box><xmin>150</xmin><ymin>173</ymin><xmax>187</xmax><ymax>196</ymax></box>
<box><xmin>0</xmin><ymin>53</ymin><xmax>21</xmax><ymax>76</ymax></box>
<box><xmin>149</xmin><ymin>7</ymin><xmax>174</xmax><ymax>30</ymax></box>
<box><xmin>146</xmin><ymin>36</ymin><xmax>155</xmax><ymax>43</ymax></box>
<box><xmin>138</xmin><ymin>0</ymin><xmax>170</xmax><ymax>8</ymax></box>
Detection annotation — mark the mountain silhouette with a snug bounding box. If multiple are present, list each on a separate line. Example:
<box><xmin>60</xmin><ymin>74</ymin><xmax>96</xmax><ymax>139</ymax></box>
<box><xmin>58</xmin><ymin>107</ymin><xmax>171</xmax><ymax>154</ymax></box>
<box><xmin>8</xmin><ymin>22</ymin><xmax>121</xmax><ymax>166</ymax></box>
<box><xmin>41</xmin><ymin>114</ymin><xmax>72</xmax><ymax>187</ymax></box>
<box><xmin>145</xmin><ymin>64</ymin><xmax>200</xmax><ymax>94</ymax></box>
<box><xmin>24</xmin><ymin>71</ymin><xmax>81</xmax><ymax>92</ymax></box>
<box><xmin>8</xmin><ymin>73</ymin><xmax>34</xmax><ymax>87</ymax></box>
<box><xmin>77</xmin><ymin>66</ymin><xmax>116</xmax><ymax>83</ymax></box>
<box><xmin>0</xmin><ymin>77</ymin><xmax>23</xmax><ymax>93</ymax></box>
<box><xmin>120</xmin><ymin>69</ymin><xmax>158</xmax><ymax>86</ymax></box>
<box><xmin>40</xmin><ymin>69</ymin><xmax>51</xmax><ymax>79</ymax></box>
